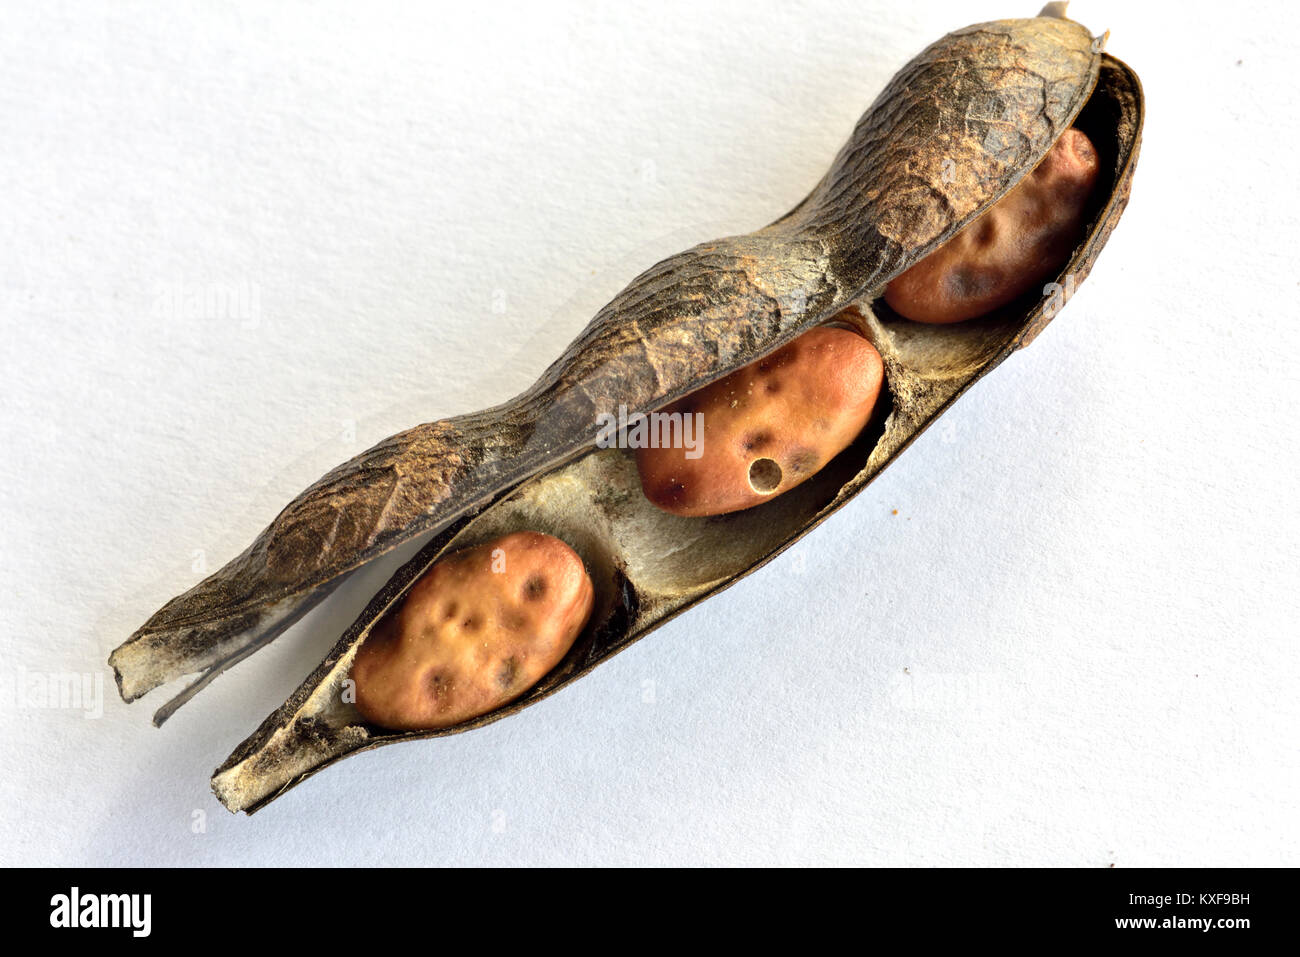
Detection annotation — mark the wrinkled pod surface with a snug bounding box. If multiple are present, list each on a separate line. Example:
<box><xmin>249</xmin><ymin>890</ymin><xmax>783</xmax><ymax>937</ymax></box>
<box><xmin>104</xmin><ymin>10</ymin><xmax>1142</xmax><ymax>812</ymax></box>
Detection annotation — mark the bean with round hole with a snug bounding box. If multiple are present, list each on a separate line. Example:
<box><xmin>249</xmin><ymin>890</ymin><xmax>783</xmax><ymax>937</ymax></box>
<box><xmin>636</xmin><ymin>326</ymin><xmax>883</xmax><ymax>517</ymax></box>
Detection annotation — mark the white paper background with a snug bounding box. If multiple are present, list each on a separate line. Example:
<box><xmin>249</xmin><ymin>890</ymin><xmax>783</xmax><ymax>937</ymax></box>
<box><xmin>1</xmin><ymin>0</ymin><xmax>1296</xmax><ymax>866</ymax></box>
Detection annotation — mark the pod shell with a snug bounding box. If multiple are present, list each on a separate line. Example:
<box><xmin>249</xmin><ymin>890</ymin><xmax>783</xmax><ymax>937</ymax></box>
<box><xmin>100</xmin><ymin>15</ymin><xmax>1143</xmax><ymax>812</ymax></box>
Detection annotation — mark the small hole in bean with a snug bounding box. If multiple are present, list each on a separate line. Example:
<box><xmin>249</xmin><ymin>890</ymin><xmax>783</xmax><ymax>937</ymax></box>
<box><xmin>748</xmin><ymin>458</ymin><xmax>782</xmax><ymax>494</ymax></box>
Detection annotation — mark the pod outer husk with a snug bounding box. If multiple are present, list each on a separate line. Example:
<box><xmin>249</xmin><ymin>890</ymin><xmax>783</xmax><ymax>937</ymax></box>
<box><xmin>110</xmin><ymin>15</ymin><xmax>1106</xmax><ymax>724</ymax></box>
<box><xmin>211</xmin><ymin>47</ymin><xmax>1143</xmax><ymax>814</ymax></box>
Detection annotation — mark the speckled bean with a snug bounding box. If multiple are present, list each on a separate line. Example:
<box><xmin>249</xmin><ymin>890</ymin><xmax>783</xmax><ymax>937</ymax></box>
<box><xmin>351</xmin><ymin>531</ymin><xmax>594</xmax><ymax>730</ymax></box>
<box><xmin>884</xmin><ymin>128</ymin><xmax>1100</xmax><ymax>323</ymax></box>
<box><xmin>636</xmin><ymin>326</ymin><xmax>883</xmax><ymax>517</ymax></box>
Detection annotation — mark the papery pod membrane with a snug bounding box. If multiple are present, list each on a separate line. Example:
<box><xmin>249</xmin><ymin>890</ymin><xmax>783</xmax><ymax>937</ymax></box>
<box><xmin>104</xmin><ymin>13</ymin><xmax>1141</xmax><ymax>811</ymax></box>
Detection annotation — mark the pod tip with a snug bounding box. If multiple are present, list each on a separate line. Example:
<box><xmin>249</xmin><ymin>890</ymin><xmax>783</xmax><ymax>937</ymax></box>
<box><xmin>1038</xmin><ymin>1</ymin><xmax>1070</xmax><ymax>18</ymax></box>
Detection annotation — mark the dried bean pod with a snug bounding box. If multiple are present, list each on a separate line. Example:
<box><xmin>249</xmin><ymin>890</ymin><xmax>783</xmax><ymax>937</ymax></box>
<box><xmin>101</xmin><ymin>10</ymin><xmax>1141</xmax><ymax>812</ymax></box>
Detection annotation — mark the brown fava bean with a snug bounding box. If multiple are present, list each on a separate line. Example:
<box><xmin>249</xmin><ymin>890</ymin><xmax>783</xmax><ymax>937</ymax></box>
<box><xmin>883</xmin><ymin>128</ymin><xmax>1100</xmax><ymax>324</ymax></box>
<box><xmin>351</xmin><ymin>531</ymin><xmax>594</xmax><ymax>731</ymax></box>
<box><xmin>636</xmin><ymin>326</ymin><xmax>883</xmax><ymax>517</ymax></box>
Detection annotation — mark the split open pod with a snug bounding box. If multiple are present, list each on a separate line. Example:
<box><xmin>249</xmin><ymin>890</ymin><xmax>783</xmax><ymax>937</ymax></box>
<box><xmin>109</xmin><ymin>6</ymin><xmax>1143</xmax><ymax>812</ymax></box>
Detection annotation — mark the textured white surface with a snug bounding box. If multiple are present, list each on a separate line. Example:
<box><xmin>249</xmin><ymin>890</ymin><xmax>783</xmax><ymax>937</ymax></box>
<box><xmin>1</xmin><ymin>0</ymin><xmax>1297</xmax><ymax>866</ymax></box>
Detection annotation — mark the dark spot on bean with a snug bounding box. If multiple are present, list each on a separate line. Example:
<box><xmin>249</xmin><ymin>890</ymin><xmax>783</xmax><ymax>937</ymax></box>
<box><xmin>656</xmin><ymin>480</ymin><xmax>688</xmax><ymax>507</ymax></box>
<box><xmin>522</xmin><ymin>574</ymin><xmax>547</xmax><ymax>601</ymax></box>
<box><xmin>462</xmin><ymin>617</ymin><xmax>477</xmax><ymax>630</ymax></box>
<box><xmin>365</xmin><ymin>616</ymin><xmax>398</xmax><ymax>647</ymax></box>
<box><xmin>788</xmin><ymin>448</ymin><xmax>819</xmax><ymax>474</ymax></box>
<box><xmin>948</xmin><ymin>267</ymin><xmax>997</xmax><ymax>301</ymax></box>
<box><xmin>741</xmin><ymin>430</ymin><xmax>771</xmax><ymax>452</ymax></box>
<box><xmin>497</xmin><ymin>658</ymin><xmax>518</xmax><ymax>688</ymax></box>
<box><xmin>1073</xmin><ymin>135</ymin><xmax>1097</xmax><ymax>166</ymax></box>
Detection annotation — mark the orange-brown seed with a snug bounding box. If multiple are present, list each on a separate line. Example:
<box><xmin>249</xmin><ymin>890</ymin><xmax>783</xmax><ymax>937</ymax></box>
<box><xmin>636</xmin><ymin>326</ymin><xmax>883</xmax><ymax>517</ymax></box>
<box><xmin>883</xmin><ymin>128</ymin><xmax>1100</xmax><ymax>324</ymax></box>
<box><xmin>351</xmin><ymin>531</ymin><xmax>594</xmax><ymax>731</ymax></box>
